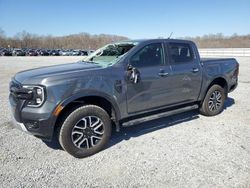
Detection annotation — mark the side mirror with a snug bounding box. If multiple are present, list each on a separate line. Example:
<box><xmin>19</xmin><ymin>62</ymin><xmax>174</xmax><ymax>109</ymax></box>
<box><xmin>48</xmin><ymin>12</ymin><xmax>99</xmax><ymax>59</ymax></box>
<box><xmin>127</xmin><ymin>65</ymin><xmax>140</xmax><ymax>84</ymax></box>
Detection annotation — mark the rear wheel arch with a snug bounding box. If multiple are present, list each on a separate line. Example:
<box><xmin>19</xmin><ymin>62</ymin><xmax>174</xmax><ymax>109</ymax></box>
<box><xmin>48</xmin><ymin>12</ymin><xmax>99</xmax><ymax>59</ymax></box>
<box><xmin>209</xmin><ymin>77</ymin><xmax>228</xmax><ymax>90</ymax></box>
<box><xmin>203</xmin><ymin>77</ymin><xmax>228</xmax><ymax>101</ymax></box>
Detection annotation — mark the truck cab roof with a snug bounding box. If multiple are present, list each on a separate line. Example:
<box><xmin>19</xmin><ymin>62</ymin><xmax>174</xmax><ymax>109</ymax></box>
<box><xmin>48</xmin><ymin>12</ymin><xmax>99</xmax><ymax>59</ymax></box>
<box><xmin>121</xmin><ymin>38</ymin><xmax>195</xmax><ymax>44</ymax></box>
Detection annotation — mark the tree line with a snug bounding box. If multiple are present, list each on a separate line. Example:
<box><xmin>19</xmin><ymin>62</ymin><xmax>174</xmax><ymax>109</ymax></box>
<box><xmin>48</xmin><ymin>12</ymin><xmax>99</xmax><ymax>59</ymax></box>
<box><xmin>0</xmin><ymin>29</ymin><xmax>128</xmax><ymax>49</ymax></box>
<box><xmin>183</xmin><ymin>33</ymin><xmax>250</xmax><ymax>48</ymax></box>
<box><xmin>0</xmin><ymin>28</ymin><xmax>250</xmax><ymax>49</ymax></box>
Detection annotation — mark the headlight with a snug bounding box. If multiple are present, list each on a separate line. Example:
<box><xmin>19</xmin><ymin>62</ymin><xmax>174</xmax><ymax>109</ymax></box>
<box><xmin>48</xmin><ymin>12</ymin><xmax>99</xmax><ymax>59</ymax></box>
<box><xmin>23</xmin><ymin>85</ymin><xmax>46</xmax><ymax>107</ymax></box>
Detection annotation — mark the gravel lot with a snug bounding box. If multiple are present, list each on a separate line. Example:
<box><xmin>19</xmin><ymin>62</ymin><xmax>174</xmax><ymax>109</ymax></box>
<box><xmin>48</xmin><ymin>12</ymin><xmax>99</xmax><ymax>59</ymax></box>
<box><xmin>0</xmin><ymin>56</ymin><xmax>249</xmax><ymax>187</ymax></box>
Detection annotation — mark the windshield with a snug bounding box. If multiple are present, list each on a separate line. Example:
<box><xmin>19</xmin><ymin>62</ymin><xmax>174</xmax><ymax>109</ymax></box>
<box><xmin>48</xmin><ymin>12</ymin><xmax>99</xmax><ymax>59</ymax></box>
<box><xmin>83</xmin><ymin>42</ymin><xmax>138</xmax><ymax>67</ymax></box>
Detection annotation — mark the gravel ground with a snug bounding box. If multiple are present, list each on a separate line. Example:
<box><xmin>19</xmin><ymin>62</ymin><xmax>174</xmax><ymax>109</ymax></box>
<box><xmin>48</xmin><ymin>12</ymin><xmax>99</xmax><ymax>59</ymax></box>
<box><xmin>0</xmin><ymin>56</ymin><xmax>249</xmax><ymax>188</ymax></box>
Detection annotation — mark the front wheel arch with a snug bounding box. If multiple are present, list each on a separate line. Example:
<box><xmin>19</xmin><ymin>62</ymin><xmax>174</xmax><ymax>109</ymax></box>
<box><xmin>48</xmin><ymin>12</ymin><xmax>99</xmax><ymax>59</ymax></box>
<box><xmin>53</xmin><ymin>93</ymin><xmax>121</xmax><ymax>137</ymax></box>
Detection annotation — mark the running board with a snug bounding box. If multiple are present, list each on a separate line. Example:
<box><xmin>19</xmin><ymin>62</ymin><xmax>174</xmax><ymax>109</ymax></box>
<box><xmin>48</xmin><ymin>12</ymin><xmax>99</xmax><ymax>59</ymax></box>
<box><xmin>122</xmin><ymin>104</ymin><xmax>198</xmax><ymax>127</ymax></box>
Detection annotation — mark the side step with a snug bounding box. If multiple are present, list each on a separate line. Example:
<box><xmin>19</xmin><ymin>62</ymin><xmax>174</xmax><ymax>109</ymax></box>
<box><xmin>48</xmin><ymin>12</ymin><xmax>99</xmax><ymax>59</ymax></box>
<box><xmin>122</xmin><ymin>104</ymin><xmax>199</xmax><ymax>127</ymax></box>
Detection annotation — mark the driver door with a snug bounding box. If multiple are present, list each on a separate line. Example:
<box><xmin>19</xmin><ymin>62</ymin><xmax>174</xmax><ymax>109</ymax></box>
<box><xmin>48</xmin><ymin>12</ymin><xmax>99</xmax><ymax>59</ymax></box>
<box><xmin>126</xmin><ymin>43</ymin><xmax>172</xmax><ymax>114</ymax></box>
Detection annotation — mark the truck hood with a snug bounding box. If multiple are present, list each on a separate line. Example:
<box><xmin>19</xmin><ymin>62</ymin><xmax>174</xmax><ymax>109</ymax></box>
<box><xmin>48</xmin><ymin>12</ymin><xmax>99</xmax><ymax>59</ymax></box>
<box><xmin>15</xmin><ymin>61</ymin><xmax>102</xmax><ymax>84</ymax></box>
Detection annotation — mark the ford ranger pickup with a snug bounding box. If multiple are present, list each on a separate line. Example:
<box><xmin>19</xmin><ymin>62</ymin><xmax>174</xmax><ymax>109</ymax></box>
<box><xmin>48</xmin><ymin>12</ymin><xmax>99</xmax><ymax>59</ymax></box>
<box><xmin>9</xmin><ymin>39</ymin><xmax>239</xmax><ymax>158</ymax></box>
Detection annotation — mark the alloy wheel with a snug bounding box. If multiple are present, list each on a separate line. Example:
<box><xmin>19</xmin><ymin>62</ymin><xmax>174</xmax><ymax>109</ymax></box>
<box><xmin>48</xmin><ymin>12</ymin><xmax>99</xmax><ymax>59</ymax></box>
<box><xmin>71</xmin><ymin>116</ymin><xmax>104</xmax><ymax>149</ymax></box>
<box><xmin>208</xmin><ymin>90</ymin><xmax>222</xmax><ymax>112</ymax></box>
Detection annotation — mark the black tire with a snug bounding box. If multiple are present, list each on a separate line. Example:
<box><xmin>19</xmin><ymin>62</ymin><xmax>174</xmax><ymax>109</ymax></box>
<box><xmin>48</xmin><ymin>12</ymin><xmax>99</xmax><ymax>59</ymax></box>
<box><xmin>199</xmin><ymin>84</ymin><xmax>226</xmax><ymax>116</ymax></box>
<box><xmin>59</xmin><ymin>105</ymin><xmax>111</xmax><ymax>158</ymax></box>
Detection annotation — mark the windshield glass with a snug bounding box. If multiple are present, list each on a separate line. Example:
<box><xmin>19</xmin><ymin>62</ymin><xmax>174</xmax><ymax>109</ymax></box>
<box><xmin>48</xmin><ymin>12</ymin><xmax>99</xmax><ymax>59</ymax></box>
<box><xmin>83</xmin><ymin>42</ymin><xmax>138</xmax><ymax>67</ymax></box>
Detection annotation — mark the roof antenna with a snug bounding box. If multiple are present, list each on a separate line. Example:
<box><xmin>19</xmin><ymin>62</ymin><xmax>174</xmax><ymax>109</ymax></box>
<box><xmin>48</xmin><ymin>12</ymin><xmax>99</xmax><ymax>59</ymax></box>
<box><xmin>168</xmin><ymin>32</ymin><xmax>173</xmax><ymax>39</ymax></box>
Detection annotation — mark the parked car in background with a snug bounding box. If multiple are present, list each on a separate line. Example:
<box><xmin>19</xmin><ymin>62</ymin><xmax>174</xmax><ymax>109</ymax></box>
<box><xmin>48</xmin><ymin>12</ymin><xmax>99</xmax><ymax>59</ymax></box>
<box><xmin>12</xmin><ymin>49</ymin><xmax>26</xmax><ymax>56</ymax></box>
<box><xmin>50</xmin><ymin>50</ymin><xmax>60</xmax><ymax>56</ymax></box>
<box><xmin>0</xmin><ymin>49</ymin><xmax>12</xmax><ymax>56</ymax></box>
<box><xmin>26</xmin><ymin>50</ymin><xmax>38</xmax><ymax>56</ymax></box>
<box><xmin>60</xmin><ymin>50</ymin><xmax>72</xmax><ymax>56</ymax></box>
<box><xmin>72</xmin><ymin>50</ymin><xmax>81</xmax><ymax>56</ymax></box>
<box><xmin>80</xmin><ymin>50</ymin><xmax>89</xmax><ymax>56</ymax></box>
<box><xmin>39</xmin><ymin>50</ymin><xmax>50</xmax><ymax>56</ymax></box>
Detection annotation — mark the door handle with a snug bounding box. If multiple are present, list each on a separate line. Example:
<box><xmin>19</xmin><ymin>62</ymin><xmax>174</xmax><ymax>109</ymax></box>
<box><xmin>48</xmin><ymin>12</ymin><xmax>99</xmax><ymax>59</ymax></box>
<box><xmin>158</xmin><ymin>72</ymin><xmax>169</xmax><ymax>77</ymax></box>
<box><xmin>192</xmin><ymin>68</ymin><xmax>199</xmax><ymax>73</ymax></box>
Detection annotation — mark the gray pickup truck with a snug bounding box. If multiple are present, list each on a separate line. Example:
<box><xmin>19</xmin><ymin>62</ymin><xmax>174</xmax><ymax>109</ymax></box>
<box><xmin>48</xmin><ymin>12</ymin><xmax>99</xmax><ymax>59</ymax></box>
<box><xmin>9</xmin><ymin>39</ymin><xmax>239</xmax><ymax>158</ymax></box>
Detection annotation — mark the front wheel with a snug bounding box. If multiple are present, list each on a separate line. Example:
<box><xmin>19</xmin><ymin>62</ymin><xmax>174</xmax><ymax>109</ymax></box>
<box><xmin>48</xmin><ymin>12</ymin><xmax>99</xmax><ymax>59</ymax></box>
<box><xmin>59</xmin><ymin>105</ymin><xmax>111</xmax><ymax>158</ymax></box>
<box><xmin>199</xmin><ymin>84</ymin><xmax>226</xmax><ymax>116</ymax></box>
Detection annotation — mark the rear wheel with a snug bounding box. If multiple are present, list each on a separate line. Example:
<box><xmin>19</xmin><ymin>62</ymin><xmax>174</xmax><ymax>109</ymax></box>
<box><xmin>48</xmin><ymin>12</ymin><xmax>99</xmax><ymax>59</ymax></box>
<box><xmin>59</xmin><ymin>105</ymin><xmax>111</xmax><ymax>158</ymax></box>
<box><xmin>199</xmin><ymin>84</ymin><xmax>226</xmax><ymax>116</ymax></box>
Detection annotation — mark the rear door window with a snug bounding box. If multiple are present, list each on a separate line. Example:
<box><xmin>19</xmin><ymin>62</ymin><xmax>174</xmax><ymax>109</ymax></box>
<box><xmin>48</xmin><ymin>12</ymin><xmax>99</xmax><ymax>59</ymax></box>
<box><xmin>168</xmin><ymin>43</ymin><xmax>194</xmax><ymax>64</ymax></box>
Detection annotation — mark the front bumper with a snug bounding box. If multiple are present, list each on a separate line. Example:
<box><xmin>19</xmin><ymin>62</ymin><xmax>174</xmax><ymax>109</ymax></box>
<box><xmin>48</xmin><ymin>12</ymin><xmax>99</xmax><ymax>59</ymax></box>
<box><xmin>9</xmin><ymin>80</ymin><xmax>56</xmax><ymax>141</ymax></box>
<box><xmin>9</xmin><ymin>100</ymin><xmax>56</xmax><ymax>141</ymax></box>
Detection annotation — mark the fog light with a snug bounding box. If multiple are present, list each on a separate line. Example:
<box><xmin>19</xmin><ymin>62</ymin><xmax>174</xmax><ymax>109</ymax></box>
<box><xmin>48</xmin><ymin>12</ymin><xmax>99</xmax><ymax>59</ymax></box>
<box><xmin>25</xmin><ymin>121</ymin><xmax>39</xmax><ymax>129</ymax></box>
<box><xmin>36</xmin><ymin>98</ymin><xmax>42</xmax><ymax>104</ymax></box>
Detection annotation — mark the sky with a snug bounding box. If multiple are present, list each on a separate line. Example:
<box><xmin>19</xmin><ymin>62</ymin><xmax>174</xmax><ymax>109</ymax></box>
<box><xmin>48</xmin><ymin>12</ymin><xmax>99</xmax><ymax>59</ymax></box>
<box><xmin>0</xmin><ymin>0</ymin><xmax>250</xmax><ymax>39</ymax></box>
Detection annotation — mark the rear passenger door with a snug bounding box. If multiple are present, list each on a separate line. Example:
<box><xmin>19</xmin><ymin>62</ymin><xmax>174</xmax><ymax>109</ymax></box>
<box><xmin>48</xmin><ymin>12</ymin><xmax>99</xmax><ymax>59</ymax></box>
<box><xmin>166</xmin><ymin>42</ymin><xmax>202</xmax><ymax>103</ymax></box>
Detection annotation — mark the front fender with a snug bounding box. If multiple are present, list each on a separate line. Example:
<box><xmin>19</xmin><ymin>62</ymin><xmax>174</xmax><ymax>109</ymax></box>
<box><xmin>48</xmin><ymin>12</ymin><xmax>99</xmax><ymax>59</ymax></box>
<box><xmin>58</xmin><ymin>89</ymin><xmax>121</xmax><ymax>121</ymax></box>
